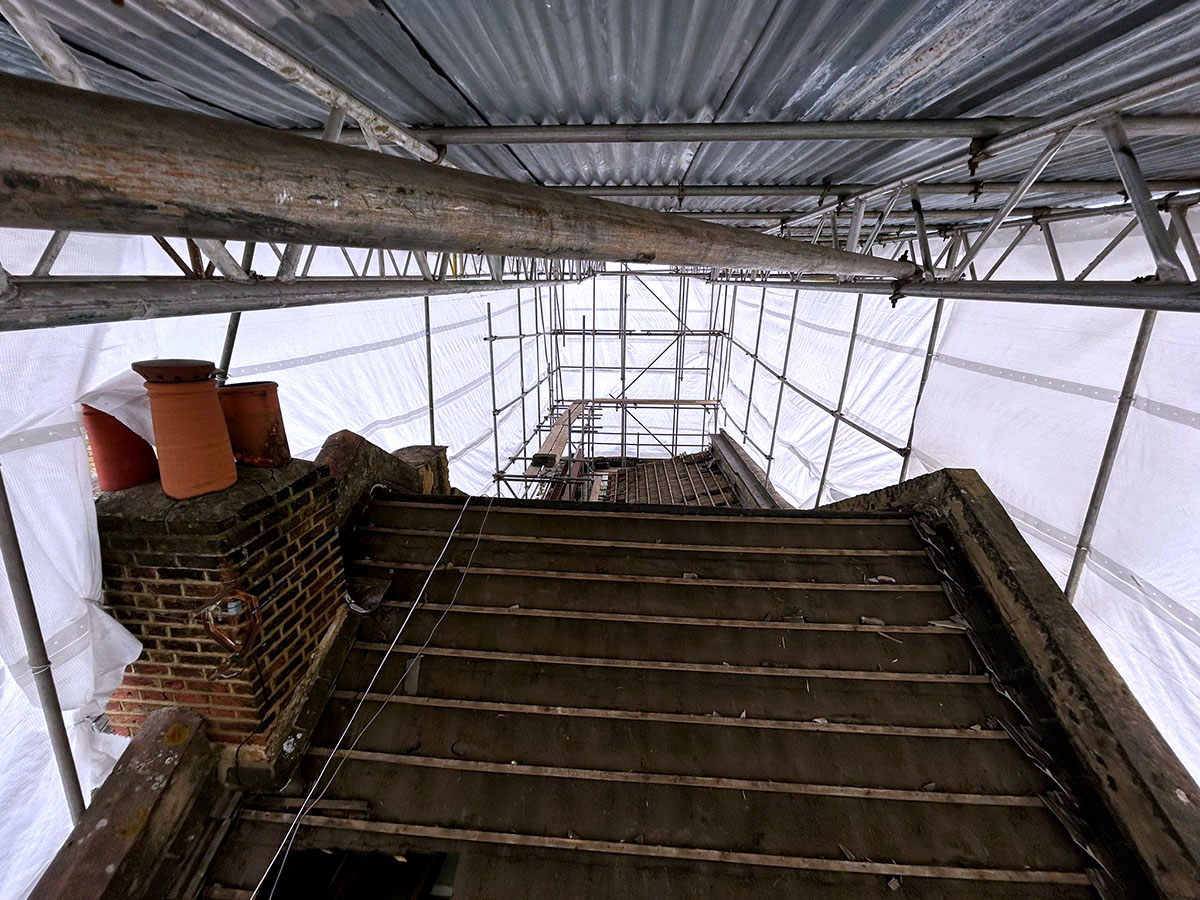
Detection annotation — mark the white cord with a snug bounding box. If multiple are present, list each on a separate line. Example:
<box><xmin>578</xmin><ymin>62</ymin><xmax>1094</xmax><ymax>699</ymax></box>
<box><xmin>254</xmin><ymin>492</ymin><xmax>496</xmax><ymax>898</ymax></box>
<box><xmin>251</xmin><ymin>491</ymin><xmax>477</xmax><ymax>899</ymax></box>
<box><xmin>272</xmin><ymin>492</ymin><xmax>497</xmax><ymax>839</ymax></box>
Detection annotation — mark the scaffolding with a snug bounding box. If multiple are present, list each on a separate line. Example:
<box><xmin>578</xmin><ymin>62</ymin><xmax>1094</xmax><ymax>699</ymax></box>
<box><xmin>477</xmin><ymin>181</ymin><xmax>1200</xmax><ymax>551</ymax></box>
<box><xmin>481</xmin><ymin>270</ymin><xmax>732</xmax><ymax>500</ymax></box>
<box><xmin>1</xmin><ymin>0</ymin><xmax>1199</xmax><ymax>836</ymax></box>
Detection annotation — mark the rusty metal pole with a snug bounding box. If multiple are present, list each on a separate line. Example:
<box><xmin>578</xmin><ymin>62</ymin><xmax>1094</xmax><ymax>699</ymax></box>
<box><xmin>765</xmin><ymin>289</ymin><xmax>801</xmax><ymax>481</ymax></box>
<box><xmin>216</xmin><ymin>241</ymin><xmax>256</xmax><ymax>385</ymax></box>
<box><xmin>0</xmin><ymin>463</ymin><xmax>86</xmax><ymax>823</ymax></box>
<box><xmin>516</xmin><ymin>290</ymin><xmax>527</xmax><ymax>486</ymax></box>
<box><xmin>619</xmin><ymin>274</ymin><xmax>628</xmax><ymax>466</ymax></box>
<box><xmin>487</xmin><ymin>302</ymin><xmax>501</xmax><ymax>497</ymax></box>
<box><xmin>424</xmin><ymin>295</ymin><xmax>436</xmax><ymax>446</ymax></box>
<box><xmin>1064</xmin><ymin>118</ymin><xmax>1192</xmax><ymax>602</ymax></box>
<box><xmin>742</xmin><ymin>285</ymin><xmax>768</xmax><ymax>439</ymax></box>
<box><xmin>899</xmin><ymin>236</ymin><xmax>962</xmax><ymax>483</ymax></box>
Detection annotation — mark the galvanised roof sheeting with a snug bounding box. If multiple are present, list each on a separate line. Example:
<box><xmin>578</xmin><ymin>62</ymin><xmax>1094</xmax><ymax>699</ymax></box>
<box><xmin>0</xmin><ymin>0</ymin><xmax>1198</xmax><ymax>211</ymax></box>
<box><xmin>0</xmin><ymin>20</ymin><xmax>223</xmax><ymax>116</ymax></box>
<box><xmin>679</xmin><ymin>0</ymin><xmax>1200</xmax><ymax>190</ymax></box>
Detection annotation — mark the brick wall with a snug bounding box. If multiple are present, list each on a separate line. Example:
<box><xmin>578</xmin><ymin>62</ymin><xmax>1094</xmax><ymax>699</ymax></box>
<box><xmin>98</xmin><ymin>461</ymin><xmax>346</xmax><ymax>745</ymax></box>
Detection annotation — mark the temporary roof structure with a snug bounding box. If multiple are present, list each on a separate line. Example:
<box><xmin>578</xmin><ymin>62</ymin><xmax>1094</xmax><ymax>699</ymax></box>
<box><xmin>0</xmin><ymin>1</ymin><xmax>1199</xmax><ymax>896</ymax></box>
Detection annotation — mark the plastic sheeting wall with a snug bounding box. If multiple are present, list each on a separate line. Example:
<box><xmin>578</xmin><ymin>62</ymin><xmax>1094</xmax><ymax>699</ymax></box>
<box><xmin>0</xmin><ymin>219</ymin><xmax>1198</xmax><ymax>897</ymax></box>
<box><xmin>0</xmin><ymin>230</ymin><xmax>541</xmax><ymax>899</ymax></box>
<box><xmin>721</xmin><ymin>281</ymin><xmax>932</xmax><ymax>507</ymax></box>
<box><xmin>720</xmin><ymin>210</ymin><xmax>1200</xmax><ymax>784</ymax></box>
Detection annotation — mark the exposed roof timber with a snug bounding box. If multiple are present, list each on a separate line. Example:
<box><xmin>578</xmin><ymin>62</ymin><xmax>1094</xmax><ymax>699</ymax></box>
<box><xmin>558</xmin><ymin>181</ymin><xmax>1200</xmax><ymax>198</ymax></box>
<box><xmin>302</xmin><ymin>116</ymin><xmax>1200</xmax><ymax>146</ymax></box>
<box><xmin>820</xmin><ymin>468</ymin><xmax>1200</xmax><ymax>899</ymax></box>
<box><xmin>0</xmin><ymin>276</ymin><xmax>580</xmax><ymax>332</ymax></box>
<box><xmin>0</xmin><ymin>75</ymin><xmax>916</xmax><ymax>281</ymax></box>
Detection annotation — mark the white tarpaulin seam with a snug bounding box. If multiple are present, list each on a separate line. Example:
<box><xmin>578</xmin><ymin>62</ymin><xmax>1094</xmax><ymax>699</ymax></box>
<box><xmin>293</xmin><ymin>404</ymin><xmax>428</xmax><ymax>458</ymax></box>
<box><xmin>751</xmin><ymin>293</ymin><xmax>1200</xmax><ymax>431</ymax></box>
<box><xmin>912</xmin><ymin>445</ymin><xmax>1200</xmax><ymax>649</ymax></box>
<box><xmin>231</xmin><ymin>309</ymin><xmax>493</xmax><ymax>379</ymax></box>
<box><xmin>292</xmin><ymin>343</ymin><xmax>526</xmax><ymax>459</ymax></box>
<box><xmin>760</xmin><ymin>300</ymin><xmax>1200</xmax><ymax>432</ymax></box>
<box><xmin>749</xmin><ymin>295</ymin><xmax>927</xmax><ymax>362</ymax></box>
<box><xmin>934</xmin><ymin>354</ymin><xmax>1120</xmax><ymax>402</ymax></box>
<box><xmin>1081</xmin><ymin>602</ymin><xmax>1200</xmax><ymax>709</ymax></box>
<box><xmin>230</xmin><ymin>330</ymin><xmax>426</xmax><ymax>377</ymax></box>
<box><xmin>451</xmin><ymin>397</ymin><xmax>525</xmax><ymax>465</ymax></box>
<box><xmin>1086</xmin><ymin>552</ymin><xmax>1200</xmax><ymax>649</ymax></box>
<box><xmin>1133</xmin><ymin>396</ymin><xmax>1200</xmax><ymax>429</ymax></box>
<box><xmin>0</xmin><ymin>423</ymin><xmax>82</xmax><ymax>455</ymax></box>
<box><xmin>932</xmin><ymin>354</ymin><xmax>1199</xmax><ymax>430</ymax></box>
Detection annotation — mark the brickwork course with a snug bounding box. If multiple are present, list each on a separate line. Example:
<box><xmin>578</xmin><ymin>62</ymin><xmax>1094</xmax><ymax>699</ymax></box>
<box><xmin>97</xmin><ymin>460</ymin><xmax>345</xmax><ymax>744</ymax></box>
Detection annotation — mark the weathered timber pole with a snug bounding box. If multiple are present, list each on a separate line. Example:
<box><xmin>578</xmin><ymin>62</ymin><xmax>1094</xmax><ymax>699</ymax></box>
<box><xmin>0</xmin><ymin>75</ymin><xmax>914</xmax><ymax>280</ymax></box>
<box><xmin>0</xmin><ymin>277</ymin><xmax>579</xmax><ymax>332</ymax></box>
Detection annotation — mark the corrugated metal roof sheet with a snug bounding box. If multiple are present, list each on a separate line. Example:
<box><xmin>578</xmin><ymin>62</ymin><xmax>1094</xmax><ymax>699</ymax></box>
<box><xmin>0</xmin><ymin>19</ymin><xmax>231</xmax><ymax>117</ymax></box>
<box><xmin>680</xmin><ymin>0</ymin><xmax>1200</xmax><ymax>206</ymax></box>
<box><xmin>1</xmin><ymin>0</ymin><xmax>1197</xmax><ymax>208</ymax></box>
<box><xmin>381</xmin><ymin>0</ymin><xmax>777</xmax><ymax>185</ymax></box>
